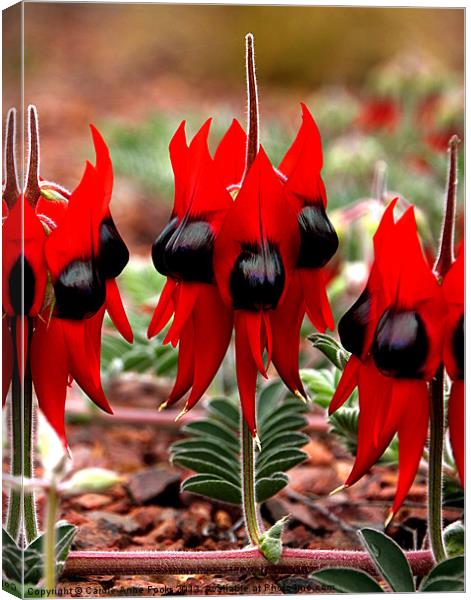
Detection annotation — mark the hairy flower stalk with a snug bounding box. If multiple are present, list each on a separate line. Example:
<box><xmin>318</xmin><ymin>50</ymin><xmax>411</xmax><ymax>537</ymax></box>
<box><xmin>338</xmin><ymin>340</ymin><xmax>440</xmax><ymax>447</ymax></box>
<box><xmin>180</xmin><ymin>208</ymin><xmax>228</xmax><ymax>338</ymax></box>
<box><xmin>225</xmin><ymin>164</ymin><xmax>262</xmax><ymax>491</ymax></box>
<box><xmin>427</xmin><ymin>135</ymin><xmax>460</xmax><ymax>564</ymax></box>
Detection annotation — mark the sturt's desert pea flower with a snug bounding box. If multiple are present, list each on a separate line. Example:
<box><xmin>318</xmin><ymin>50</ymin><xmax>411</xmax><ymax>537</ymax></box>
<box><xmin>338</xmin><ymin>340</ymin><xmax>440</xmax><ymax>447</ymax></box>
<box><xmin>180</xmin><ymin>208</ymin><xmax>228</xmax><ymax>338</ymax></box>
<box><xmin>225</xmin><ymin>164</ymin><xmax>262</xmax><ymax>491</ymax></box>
<box><xmin>2</xmin><ymin>106</ymin><xmax>132</xmax><ymax>446</ymax></box>
<box><xmin>148</xmin><ymin>120</ymin><xmax>236</xmax><ymax>413</ymax></box>
<box><xmin>150</xmin><ymin>105</ymin><xmax>339</xmax><ymax>438</ymax></box>
<box><xmin>442</xmin><ymin>244</ymin><xmax>464</xmax><ymax>484</ymax></box>
<box><xmin>330</xmin><ymin>200</ymin><xmax>448</xmax><ymax>519</ymax></box>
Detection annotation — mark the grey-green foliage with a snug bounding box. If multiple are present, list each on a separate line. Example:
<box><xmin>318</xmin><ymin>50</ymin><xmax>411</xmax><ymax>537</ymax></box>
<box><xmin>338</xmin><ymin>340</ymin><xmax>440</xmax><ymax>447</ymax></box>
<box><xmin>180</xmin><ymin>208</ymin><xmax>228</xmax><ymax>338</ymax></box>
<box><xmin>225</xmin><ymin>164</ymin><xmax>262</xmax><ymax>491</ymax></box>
<box><xmin>310</xmin><ymin>527</ymin><xmax>464</xmax><ymax>593</ymax></box>
<box><xmin>170</xmin><ymin>380</ymin><xmax>309</xmax><ymax>505</ymax></box>
<box><xmin>100</xmin><ymin>260</ymin><xmax>178</xmax><ymax>380</ymax></box>
<box><xmin>2</xmin><ymin>522</ymin><xmax>76</xmax><ymax>593</ymax></box>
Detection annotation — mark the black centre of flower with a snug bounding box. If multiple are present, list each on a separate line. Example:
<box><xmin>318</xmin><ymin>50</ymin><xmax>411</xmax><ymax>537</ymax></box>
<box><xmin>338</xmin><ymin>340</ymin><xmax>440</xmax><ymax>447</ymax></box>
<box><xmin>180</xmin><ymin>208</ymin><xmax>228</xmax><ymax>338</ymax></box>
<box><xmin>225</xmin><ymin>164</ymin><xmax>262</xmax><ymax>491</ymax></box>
<box><xmin>372</xmin><ymin>308</ymin><xmax>428</xmax><ymax>379</ymax></box>
<box><xmin>296</xmin><ymin>203</ymin><xmax>338</xmax><ymax>269</ymax></box>
<box><xmin>230</xmin><ymin>242</ymin><xmax>285</xmax><ymax>311</ymax></box>
<box><xmin>54</xmin><ymin>259</ymin><xmax>106</xmax><ymax>320</ymax></box>
<box><xmin>338</xmin><ymin>287</ymin><xmax>371</xmax><ymax>358</ymax></box>
<box><xmin>452</xmin><ymin>313</ymin><xmax>464</xmax><ymax>379</ymax></box>
<box><xmin>98</xmin><ymin>217</ymin><xmax>129</xmax><ymax>280</ymax></box>
<box><xmin>8</xmin><ymin>255</ymin><xmax>36</xmax><ymax>315</ymax></box>
<box><xmin>151</xmin><ymin>217</ymin><xmax>214</xmax><ymax>283</ymax></box>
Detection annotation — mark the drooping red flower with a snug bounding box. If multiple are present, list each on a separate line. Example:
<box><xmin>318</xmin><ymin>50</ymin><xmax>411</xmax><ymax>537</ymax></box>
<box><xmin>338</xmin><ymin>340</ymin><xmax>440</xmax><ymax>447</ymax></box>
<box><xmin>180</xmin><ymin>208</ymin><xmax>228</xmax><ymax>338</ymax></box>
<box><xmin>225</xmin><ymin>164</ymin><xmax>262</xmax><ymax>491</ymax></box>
<box><xmin>147</xmin><ymin>120</ymin><xmax>236</xmax><ymax>413</ymax></box>
<box><xmin>149</xmin><ymin>108</ymin><xmax>339</xmax><ymax>436</ymax></box>
<box><xmin>330</xmin><ymin>200</ymin><xmax>446</xmax><ymax>517</ymax></box>
<box><xmin>214</xmin><ymin>148</ymin><xmax>301</xmax><ymax>434</ymax></box>
<box><xmin>278</xmin><ymin>103</ymin><xmax>338</xmax><ymax>333</ymax></box>
<box><xmin>2</xmin><ymin>106</ymin><xmax>132</xmax><ymax>446</ymax></box>
<box><xmin>442</xmin><ymin>244</ymin><xmax>464</xmax><ymax>484</ymax></box>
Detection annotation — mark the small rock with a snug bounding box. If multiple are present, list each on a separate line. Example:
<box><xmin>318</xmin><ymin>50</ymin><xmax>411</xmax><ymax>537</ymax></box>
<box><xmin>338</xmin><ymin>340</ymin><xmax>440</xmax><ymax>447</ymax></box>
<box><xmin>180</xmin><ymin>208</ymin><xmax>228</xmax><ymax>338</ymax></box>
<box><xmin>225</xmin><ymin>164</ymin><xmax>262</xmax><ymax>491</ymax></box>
<box><xmin>87</xmin><ymin>511</ymin><xmax>141</xmax><ymax>534</ymax></box>
<box><xmin>127</xmin><ymin>468</ymin><xmax>180</xmax><ymax>504</ymax></box>
<box><xmin>73</xmin><ymin>493</ymin><xmax>111</xmax><ymax>510</ymax></box>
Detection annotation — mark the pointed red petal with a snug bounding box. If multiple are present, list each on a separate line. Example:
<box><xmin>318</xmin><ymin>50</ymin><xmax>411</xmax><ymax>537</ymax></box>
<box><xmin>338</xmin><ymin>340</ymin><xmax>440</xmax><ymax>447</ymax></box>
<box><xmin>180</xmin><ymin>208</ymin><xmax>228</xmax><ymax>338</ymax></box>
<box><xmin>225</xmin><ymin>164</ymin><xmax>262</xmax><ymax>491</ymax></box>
<box><xmin>185</xmin><ymin>285</ymin><xmax>233</xmax><ymax>410</ymax></box>
<box><xmin>2</xmin><ymin>318</ymin><xmax>13</xmax><ymax>406</ymax></box>
<box><xmin>234</xmin><ymin>312</ymin><xmax>258</xmax><ymax>436</ymax></box>
<box><xmin>270</xmin><ymin>275</ymin><xmax>306</xmax><ymax>398</ymax></box>
<box><xmin>328</xmin><ymin>355</ymin><xmax>361</xmax><ymax>415</ymax></box>
<box><xmin>62</xmin><ymin>311</ymin><xmax>113</xmax><ymax>414</ymax></box>
<box><xmin>279</xmin><ymin>103</ymin><xmax>326</xmax><ymax>207</ymax></box>
<box><xmin>163</xmin><ymin>282</ymin><xmax>200</xmax><ymax>346</ymax></box>
<box><xmin>90</xmin><ymin>124</ymin><xmax>113</xmax><ymax>210</ymax></box>
<box><xmin>391</xmin><ymin>381</ymin><xmax>429</xmax><ymax>514</ymax></box>
<box><xmin>105</xmin><ymin>279</ymin><xmax>133</xmax><ymax>343</ymax></box>
<box><xmin>448</xmin><ymin>380</ymin><xmax>464</xmax><ymax>485</ymax></box>
<box><xmin>213</xmin><ymin>119</ymin><xmax>247</xmax><ymax>188</ymax></box>
<box><xmin>169</xmin><ymin>121</ymin><xmax>189</xmax><ymax>218</ymax></box>
<box><xmin>147</xmin><ymin>279</ymin><xmax>177</xmax><ymax>339</ymax></box>
<box><xmin>30</xmin><ymin>316</ymin><xmax>69</xmax><ymax>447</ymax></box>
<box><xmin>167</xmin><ymin>319</ymin><xmax>194</xmax><ymax>406</ymax></box>
<box><xmin>15</xmin><ymin>316</ymin><xmax>28</xmax><ymax>383</ymax></box>
<box><xmin>300</xmin><ymin>269</ymin><xmax>334</xmax><ymax>332</ymax></box>
<box><xmin>242</xmin><ymin>311</ymin><xmax>267</xmax><ymax>378</ymax></box>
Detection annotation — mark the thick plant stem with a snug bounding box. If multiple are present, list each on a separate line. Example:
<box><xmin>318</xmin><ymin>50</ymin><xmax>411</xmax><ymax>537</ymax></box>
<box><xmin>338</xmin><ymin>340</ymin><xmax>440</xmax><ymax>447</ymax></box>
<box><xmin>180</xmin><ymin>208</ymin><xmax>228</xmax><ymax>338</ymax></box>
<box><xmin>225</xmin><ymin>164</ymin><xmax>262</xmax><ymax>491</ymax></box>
<box><xmin>241</xmin><ymin>417</ymin><xmax>263</xmax><ymax>546</ymax></box>
<box><xmin>427</xmin><ymin>135</ymin><xmax>460</xmax><ymax>564</ymax></box>
<box><xmin>24</xmin><ymin>330</ymin><xmax>38</xmax><ymax>543</ymax></box>
<box><xmin>427</xmin><ymin>367</ymin><xmax>447</xmax><ymax>564</ymax></box>
<box><xmin>6</xmin><ymin>318</ymin><xmax>38</xmax><ymax>543</ymax></box>
<box><xmin>44</xmin><ymin>483</ymin><xmax>59</xmax><ymax>591</ymax></box>
<box><xmin>6</xmin><ymin>319</ymin><xmax>22</xmax><ymax>540</ymax></box>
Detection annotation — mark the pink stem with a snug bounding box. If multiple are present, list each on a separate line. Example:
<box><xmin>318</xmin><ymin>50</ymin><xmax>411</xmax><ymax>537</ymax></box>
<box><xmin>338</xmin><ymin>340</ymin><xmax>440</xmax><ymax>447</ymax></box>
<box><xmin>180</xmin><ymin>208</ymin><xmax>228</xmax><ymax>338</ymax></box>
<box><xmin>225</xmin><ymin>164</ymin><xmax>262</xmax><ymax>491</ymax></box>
<box><xmin>64</xmin><ymin>548</ymin><xmax>433</xmax><ymax>577</ymax></box>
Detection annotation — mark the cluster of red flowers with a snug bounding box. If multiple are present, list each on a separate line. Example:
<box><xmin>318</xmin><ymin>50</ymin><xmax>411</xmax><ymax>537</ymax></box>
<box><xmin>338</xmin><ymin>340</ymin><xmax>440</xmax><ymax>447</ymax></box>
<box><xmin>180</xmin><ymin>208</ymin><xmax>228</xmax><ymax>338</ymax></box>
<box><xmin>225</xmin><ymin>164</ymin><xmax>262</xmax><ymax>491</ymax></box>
<box><xmin>148</xmin><ymin>103</ymin><xmax>339</xmax><ymax>437</ymax></box>
<box><xmin>2</xmin><ymin>106</ymin><xmax>132</xmax><ymax>447</ymax></box>
<box><xmin>331</xmin><ymin>199</ymin><xmax>464</xmax><ymax>517</ymax></box>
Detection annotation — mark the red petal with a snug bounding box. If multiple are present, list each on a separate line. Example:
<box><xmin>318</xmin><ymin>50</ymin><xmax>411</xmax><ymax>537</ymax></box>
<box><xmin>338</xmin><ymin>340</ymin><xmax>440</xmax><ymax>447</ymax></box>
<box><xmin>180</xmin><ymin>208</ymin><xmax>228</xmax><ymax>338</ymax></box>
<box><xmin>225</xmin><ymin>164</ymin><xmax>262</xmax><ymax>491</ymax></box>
<box><xmin>147</xmin><ymin>279</ymin><xmax>177</xmax><ymax>339</ymax></box>
<box><xmin>167</xmin><ymin>319</ymin><xmax>194</xmax><ymax>406</ymax></box>
<box><xmin>61</xmin><ymin>311</ymin><xmax>112</xmax><ymax>414</ymax></box>
<box><xmin>448</xmin><ymin>380</ymin><xmax>464</xmax><ymax>485</ymax></box>
<box><xmin>391</xmin><ymin>381</ymin><xmax>429</xmax><ymax>514</ymax></box>
<box><xmin>279</xmin><ymin>103</ymin><xmax>326</xmax><ymax>207</ymax></box>
<box><xmin>90</xmin><ymin>124</ymin><xmax>113</xmax><ymax>210</ymax></box>
<box><xmin>2</xmin><ymin>317</ymin><xmax>13</xmax><ymax>406</ymax></box>
<box><xmin>169</xmin><ymin>121</ymin><xmax>189</xmax><ymax>218</ymax></box>
<box><xmin>329</xmin><ymin>355</ymin><xmax>360</xmax><ymax>415</ymax></box>
<box><xmin>242</xmin><ymin>311</ymin><xmax>267</xmax><ymax>378</ymax></box>
<box><xmin>299</xmin><ymin>269</ymin><xmax>334</xmax><ymax>332</ymax></box>
<box><xmin>163</xmin><ymin>282</ymin><xmax>199</xmax><ymax>346</ymax></box>
<box><xmin>185</xmin><ymin>285</ymin><xmax>233</xmax><ymax>410</ymax></box>
<box><xmin>15</xmin><ymin>316</ymin><xmax>28</xmax><ymax>383</ymax></box>
<box><xmin>106</xmin><ymin>279</ymin><xmax>133</xmax><ymax>343</ymax></box>
<box><xmin>234</xmin><ymin>312</ymin><xmax>258</xmax><ymax>436</ymax></box>
<box><xmin>270</xmin><ymin>275</ymin><xmax>306</xmax><ymax>398</ymax></box>
<box><xmin>213</xmin><ymin>119</ymin><xmax>247</xmax><ymax>188</ymax></box>
<box><xmin>30</xmin><ymin>316</ymin><xmax>69</xmax><ymax>447</ymax></box>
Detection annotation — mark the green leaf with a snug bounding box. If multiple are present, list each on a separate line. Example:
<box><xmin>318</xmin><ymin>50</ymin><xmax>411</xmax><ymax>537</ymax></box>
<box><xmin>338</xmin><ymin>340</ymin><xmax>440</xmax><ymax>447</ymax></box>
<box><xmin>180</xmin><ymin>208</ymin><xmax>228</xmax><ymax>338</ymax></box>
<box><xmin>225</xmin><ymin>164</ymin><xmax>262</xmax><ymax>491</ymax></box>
<box><xmin>329</xmin><ymin>407</ymin><xmax>359</xmax><ymax>455</ymax></box>
<box><xmin>207</xmin><ymin>397</ymin><xmax>240</xmax><ymax>428</ymax></box>
<box><xmin>260</xmin><ymin>431</ymin><xmax>310</xmax><ymax>455</ymax></box>
<box><xmin>172</xmin><ymin>455</ymin><xmax>240</xmax><ymax>485</ymax></box>
<box><xmin>310</xmin><ymin>568</ymin><xmax>384</xmax><ymax>593</ymax></box>
<box><xmin>259</xmin><ymin>516</ymin><xmax>289</xmax><ymax>563</ymax></box>
<box><xmin>181</xmin><ymin>475</ymin><xmax>241</xmax><ymax>504</ymax></box>
<box><xmin>359</xmin><ymin>528</ymin><xmax>414</xmax><ymax>592</ymax></box>
<box><xmin>2</xmin><ymin>528</ymin><xmax>22</xmax><ymax>583</ymax></box>
<box><xmin>257</xmin><ymin>380</ymin><xmax>286</xmax><ymax>424</ymax></box>
<box><xmin>261</xmin><ymin>415</ymin><xmax>307</xmax><ymax>441</ymax></box>
<box><xmin>421</xmin><ymin>577</ymin><xmax>464</xmax><ymax>592</ymax></box>
<box><xmin>170</xmin><ymin>438</ymin><xmax>236</xmax><ymax>461</ymax></box>
<box><xmin>443</xmin><ymin>521</ymin><xmax>465</xmax><ymax>558</ymax></box>
<box><xmin>420</xmin><ymin>555</ymin><xmax>464</xmax><ymax>591</ymax></box>
<box><xmin>308</xmin><ymin>333</ymin><xmax>350</xmax><ymax>370</ymax></box>
<box><xmin>256</xmin><ymin>473</ymin><xmax>289</xmax><ymax>503</ymax></box>
<box><xmin>257</xmin><ymin>448</ymin><xmax>307</xmax><ymax>478</ymax></box>
<box><xmin>171</xmin><ymin>447</ymin><xmax>238</xmax><ymax>473</ymax></box>
<box><xmin>182</xmin><ymin>420</ymin><xmax>239</xmax><ymax>450</ymax></box>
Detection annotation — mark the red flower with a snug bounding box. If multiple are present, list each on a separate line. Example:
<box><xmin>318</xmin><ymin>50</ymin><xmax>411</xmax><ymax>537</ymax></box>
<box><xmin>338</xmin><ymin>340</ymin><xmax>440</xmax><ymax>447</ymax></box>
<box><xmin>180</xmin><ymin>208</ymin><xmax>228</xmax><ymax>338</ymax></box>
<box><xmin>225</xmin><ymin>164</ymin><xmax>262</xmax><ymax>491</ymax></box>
<box><xmin>150</xmin><ymin>108</ymin><xmax>338</xmax><ymax>437</ymax></box>
<box><xmin>2</xmin><ymin>106</ymin><xmax>131</xmax><ymax>446</ymax></box>
<box><xmin>442</xmin><ymin>244</ymin><xmax>464</xmax><ymax>484</ymax></box>
<box><xmin>330</xmin><ymin>200</ymin><xmax>446</xmax><ymax>516</ymax></box>
<box><xmin>147</xmin><ymin>120</ymin><xmax>236</xmax><ymax>413</ymax></box>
